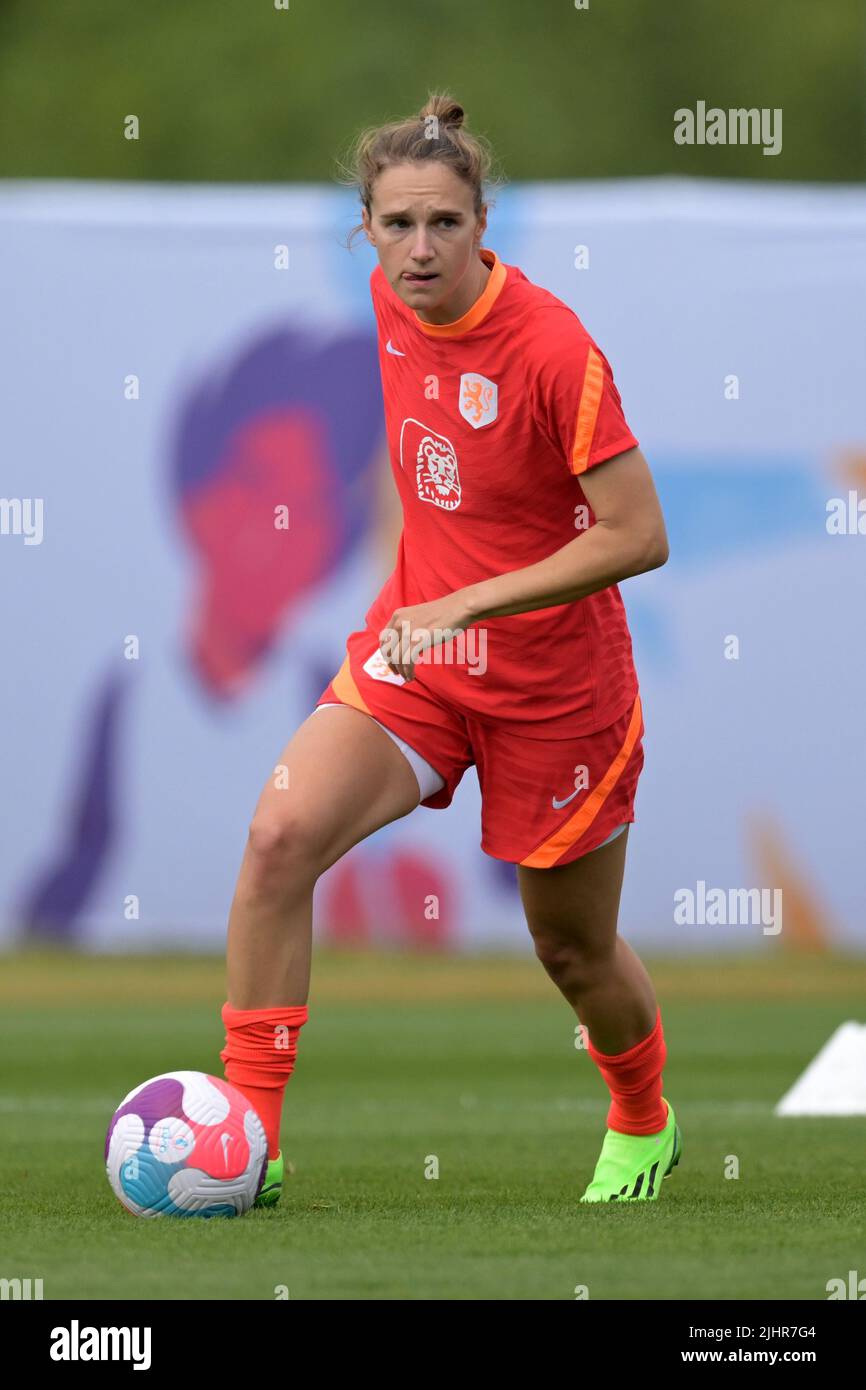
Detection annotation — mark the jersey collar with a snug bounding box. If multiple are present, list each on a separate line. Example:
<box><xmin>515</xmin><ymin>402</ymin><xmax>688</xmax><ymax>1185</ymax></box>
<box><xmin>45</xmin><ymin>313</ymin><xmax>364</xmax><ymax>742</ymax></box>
<box><xmin>411</xmin><ymin>247</ymin><xmax>507</xmax><ymax>338</ymax></box>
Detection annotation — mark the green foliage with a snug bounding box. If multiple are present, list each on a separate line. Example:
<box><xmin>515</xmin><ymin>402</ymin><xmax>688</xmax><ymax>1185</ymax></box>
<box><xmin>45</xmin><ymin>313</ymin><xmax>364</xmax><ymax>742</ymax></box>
<box><xmin>0</xmin><ymin>0</ymin><xmax>862</xmax><ymax>183</ymax></box>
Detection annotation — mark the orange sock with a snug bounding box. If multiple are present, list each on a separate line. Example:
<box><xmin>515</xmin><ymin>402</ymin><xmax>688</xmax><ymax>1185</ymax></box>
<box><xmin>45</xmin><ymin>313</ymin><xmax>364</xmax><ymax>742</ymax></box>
<box><xmin>586</xmin><ymin>1006</ymin><xmax>668</xmax><ymax>1135</ymax></box>
<box><xmin>219</xmin><ymin>1002</ymin><xmax>308</xmax><ymax>1159</ymax></box>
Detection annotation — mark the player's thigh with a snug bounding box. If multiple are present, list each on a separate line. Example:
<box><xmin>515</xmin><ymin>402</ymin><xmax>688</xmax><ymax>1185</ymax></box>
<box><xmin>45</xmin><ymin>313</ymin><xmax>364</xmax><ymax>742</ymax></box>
<box><xmin>249</xmin><ymin>703</ymin><xmax>423</xmax><ymax>875</ymax></box>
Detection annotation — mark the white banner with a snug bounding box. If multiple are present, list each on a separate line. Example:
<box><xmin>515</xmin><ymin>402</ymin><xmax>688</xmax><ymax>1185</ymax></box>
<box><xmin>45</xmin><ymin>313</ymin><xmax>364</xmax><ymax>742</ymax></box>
<box><xmin>1</xmin><ymin>178</ymin><xmax>863</xmax><ymax>951</ymax></box>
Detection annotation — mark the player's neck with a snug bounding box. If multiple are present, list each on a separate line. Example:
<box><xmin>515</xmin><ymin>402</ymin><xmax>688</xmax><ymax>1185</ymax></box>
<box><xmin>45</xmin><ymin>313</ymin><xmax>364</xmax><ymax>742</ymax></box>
<box><xmin>415</xmin><ymin>252</ymin><xmax>491</xmax><ymax>327</ymax></box>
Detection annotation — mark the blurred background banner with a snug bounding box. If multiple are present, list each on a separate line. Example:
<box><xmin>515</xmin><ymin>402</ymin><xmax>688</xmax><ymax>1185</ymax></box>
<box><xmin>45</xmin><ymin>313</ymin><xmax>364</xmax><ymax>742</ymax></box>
<box><xmin>2</xmin><ymin>177</ymin><xmax>864</xmax><ymax>954</ymax></box>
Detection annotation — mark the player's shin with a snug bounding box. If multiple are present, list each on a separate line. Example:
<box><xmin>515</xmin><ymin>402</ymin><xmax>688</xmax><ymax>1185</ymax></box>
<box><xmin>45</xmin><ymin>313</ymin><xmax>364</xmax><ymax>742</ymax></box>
<box><xmin>219</xmin><ymin>1003</ymin><xmax>309</xmax><ymax>1159</ymax></box>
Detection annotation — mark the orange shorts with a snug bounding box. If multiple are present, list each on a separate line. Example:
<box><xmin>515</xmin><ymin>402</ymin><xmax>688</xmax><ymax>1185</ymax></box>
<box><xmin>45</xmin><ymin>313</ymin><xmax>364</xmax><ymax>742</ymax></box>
<box><xmin>316</xmin><ymin>626</ymin><xmax>644</xmax><ymax>869</ymax></box>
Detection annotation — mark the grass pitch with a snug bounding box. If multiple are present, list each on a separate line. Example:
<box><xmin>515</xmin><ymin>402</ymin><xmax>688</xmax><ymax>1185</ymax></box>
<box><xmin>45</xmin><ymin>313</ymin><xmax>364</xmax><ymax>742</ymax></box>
<box><xmin>1</xmin><ymin>948</ymin><xmax>864</xmax><ymax>1301</ymax></box>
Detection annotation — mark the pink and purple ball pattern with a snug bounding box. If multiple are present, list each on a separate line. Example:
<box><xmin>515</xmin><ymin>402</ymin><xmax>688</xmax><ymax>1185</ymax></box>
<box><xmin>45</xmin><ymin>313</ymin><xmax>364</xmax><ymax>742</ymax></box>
<box><xmin>105</xmin><ymin>1071</ymin><xmax>268</xmax><ymax>1217</ymax></box>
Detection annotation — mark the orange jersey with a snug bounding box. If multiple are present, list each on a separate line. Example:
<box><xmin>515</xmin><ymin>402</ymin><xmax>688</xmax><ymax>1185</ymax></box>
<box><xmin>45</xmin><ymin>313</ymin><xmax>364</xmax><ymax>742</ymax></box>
<box><xmin>365</xmin><ymin>246</ymin><xmax>640</xmax><ymax>733</ymax></box>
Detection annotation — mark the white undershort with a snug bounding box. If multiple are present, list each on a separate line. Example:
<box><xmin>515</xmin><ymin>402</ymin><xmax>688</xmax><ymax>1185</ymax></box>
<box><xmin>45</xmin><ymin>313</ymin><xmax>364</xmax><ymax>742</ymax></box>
<box><xmin>311</xmin><ymin>702</ymin><xmax>627</xmax><ymax>850</ymax></box>
<box><xmin>312</xmin><ymin>702</ymin><xmax>446</xmax><ymax>801</ymax></box>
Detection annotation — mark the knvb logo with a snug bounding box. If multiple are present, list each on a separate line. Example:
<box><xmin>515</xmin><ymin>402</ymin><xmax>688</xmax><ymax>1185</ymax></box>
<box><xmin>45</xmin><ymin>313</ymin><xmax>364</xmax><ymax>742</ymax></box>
<box><xmin>50</xmin><ymin>1320</ymin><xmax>152</xmax><ymax>1370</ymax></box>
<box><xmin>674</xmin><ymin>101</ymin><xmax>782</xmax><ymax>157</ymax></box>
<box><xmin>459</xmin><ymin>373</ymin><xmax>498</xmax><ymax>429</ymax></box>
<box><xmin>0</xmin><ymin>1276</ymin><xmax>44</xmax><ymax>1300</ymax></box>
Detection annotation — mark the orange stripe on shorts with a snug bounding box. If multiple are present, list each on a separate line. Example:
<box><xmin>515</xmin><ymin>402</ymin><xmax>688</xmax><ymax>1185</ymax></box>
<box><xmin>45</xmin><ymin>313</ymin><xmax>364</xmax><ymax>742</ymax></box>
<box><xmin>519</xmin><ymin>694</ymin><xmax>643</xmax><ymax>868</ymax></box>
<box><xmin>570</xmin><ymin>346</ymin><xmax>605</xmax><ymax>475</ymax></box>
<box><xmin>330</xmin><ymin>654</ymin><xmax>373</xmax><ymax>716</ymax></box>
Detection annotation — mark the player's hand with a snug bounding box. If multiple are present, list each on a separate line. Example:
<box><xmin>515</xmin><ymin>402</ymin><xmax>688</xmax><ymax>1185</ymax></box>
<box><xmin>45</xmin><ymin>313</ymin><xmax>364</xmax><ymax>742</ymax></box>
<box><xmin>378</xmin><ymin>592</ymin><xmax>474</xmax><ymax>682</ymax></box>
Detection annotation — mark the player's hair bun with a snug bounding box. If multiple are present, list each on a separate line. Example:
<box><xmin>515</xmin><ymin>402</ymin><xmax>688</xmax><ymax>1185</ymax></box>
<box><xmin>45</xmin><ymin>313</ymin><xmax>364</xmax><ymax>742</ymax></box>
<box><xmin>419</xmin><ymin>95</ymin><xmax>465</xmax><ymax>131</ymax></box>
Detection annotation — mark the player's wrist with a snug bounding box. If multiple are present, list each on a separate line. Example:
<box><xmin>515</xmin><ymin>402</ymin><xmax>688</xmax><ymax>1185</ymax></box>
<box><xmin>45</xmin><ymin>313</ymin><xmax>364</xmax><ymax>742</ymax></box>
<box><xmin>458</xmin><ymin>583</ymin><xmax>486</xmax><ymax>625</ymax></box>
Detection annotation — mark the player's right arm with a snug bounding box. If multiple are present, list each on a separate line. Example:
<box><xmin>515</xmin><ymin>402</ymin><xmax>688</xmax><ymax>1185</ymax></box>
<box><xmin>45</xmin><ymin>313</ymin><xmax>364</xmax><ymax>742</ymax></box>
<box><xmin>365</xmin><ymin>430</ymin><xmax>404</xmax><ymax>580</ymax></box>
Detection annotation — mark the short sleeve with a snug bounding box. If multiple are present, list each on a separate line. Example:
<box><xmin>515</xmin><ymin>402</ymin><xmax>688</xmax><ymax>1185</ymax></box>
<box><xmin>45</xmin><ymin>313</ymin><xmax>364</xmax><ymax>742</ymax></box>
<box><xmin>532</xmin><ymin>326</ymin><xmax>639</xmax><ymax>477</ymax></box>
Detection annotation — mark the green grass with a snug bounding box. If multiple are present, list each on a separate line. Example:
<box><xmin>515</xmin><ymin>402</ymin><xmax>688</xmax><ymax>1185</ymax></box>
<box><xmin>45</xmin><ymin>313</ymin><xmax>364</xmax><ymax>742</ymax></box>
<box><xmin>1</xmin><ymin>949</ymin><xmax>865</xmax><ymax>1300</ymax></box>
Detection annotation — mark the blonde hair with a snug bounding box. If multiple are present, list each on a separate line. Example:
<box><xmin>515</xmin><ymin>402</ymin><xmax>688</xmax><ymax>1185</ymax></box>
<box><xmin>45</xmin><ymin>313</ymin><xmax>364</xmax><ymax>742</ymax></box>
<box><xmin>336</xmin><ymin>90</ymin><xmax>503</xmax><ymax>249</ymax></box>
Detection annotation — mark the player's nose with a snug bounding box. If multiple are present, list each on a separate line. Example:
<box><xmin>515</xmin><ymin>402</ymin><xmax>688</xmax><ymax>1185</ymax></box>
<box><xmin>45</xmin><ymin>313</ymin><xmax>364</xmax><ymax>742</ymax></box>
<box><xmin>409</xmin><ymin>232</ymin><xmax>434</xmax><ymax>260</ymax></box>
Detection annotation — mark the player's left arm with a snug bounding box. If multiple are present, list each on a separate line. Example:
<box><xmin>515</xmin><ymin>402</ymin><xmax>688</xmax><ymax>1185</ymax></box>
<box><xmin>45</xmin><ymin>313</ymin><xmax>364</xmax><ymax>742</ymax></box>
<box><xmin>460</xmin><ymin>444</ymin><xmax>669</xmax><ymax>623</ymax></box>
<box><xmin>378</xmin><ymin>329</ymin><xmax>666</xmax><ymax>676</ymax></box>
<box><xmin>378</xmin><ymin>444</ymin><xmax>668</xmax><ymax>678</ymax></box>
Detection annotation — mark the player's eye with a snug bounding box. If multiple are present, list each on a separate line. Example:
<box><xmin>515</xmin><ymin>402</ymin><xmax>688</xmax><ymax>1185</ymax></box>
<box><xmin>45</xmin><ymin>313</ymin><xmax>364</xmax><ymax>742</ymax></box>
<box><xmin>386</xmin><ymin>217</ymin><xmax>457</xmax><ymax>229</ymax></box>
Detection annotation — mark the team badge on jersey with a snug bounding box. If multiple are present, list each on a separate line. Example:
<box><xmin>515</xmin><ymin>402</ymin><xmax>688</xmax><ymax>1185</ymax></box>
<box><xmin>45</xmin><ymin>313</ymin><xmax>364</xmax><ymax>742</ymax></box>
<box><xmin>459</xmin><ymin>372</ymin><xmax>498</xmax><ymax>429</ymax></box>
<box><xmin>400</xmin><ymin>418</ymin><xmax>462</xmax><ymax>511</ymax></box>
<box><xmin>362</xmin><ymin>648</ymin><xmax>406</xmax><ymax>685</ymax></box>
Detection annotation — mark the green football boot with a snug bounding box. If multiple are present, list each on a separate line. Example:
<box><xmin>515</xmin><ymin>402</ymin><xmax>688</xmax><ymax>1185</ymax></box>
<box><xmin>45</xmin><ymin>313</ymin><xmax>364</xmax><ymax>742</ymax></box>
<box><xmin>254</xmin><ymin>1150</ymin><xmax>284</xmax><ymax>1209</ymax></box>
<box><xmin>579</xmin><ymin>1096</ymin><xmax>682</xmax><ymax>1202</ymax></box>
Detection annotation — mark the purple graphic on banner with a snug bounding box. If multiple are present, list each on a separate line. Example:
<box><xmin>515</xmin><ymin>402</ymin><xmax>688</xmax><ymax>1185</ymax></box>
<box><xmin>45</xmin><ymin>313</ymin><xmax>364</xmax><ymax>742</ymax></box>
<box><xmin>172</xmin><ymin>328</ymin><xmax>383</xmax><ymax>698</ymax></box>
<box><xmin>14</xmin><ymin>327</ymin><xmax>383</xmax><ymax>941</ymax></box>
<box><xmin>17</xmin><ymin>671</ymin><xmax>128</xmax><ymax>943</ymax></box>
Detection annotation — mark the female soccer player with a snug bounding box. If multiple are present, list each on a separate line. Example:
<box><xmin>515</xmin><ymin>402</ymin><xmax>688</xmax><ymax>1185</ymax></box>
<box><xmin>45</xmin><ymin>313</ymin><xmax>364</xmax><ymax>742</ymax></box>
<box><xmin>219</xmin><ymin>93</ymin><xmax>680</xmax><ymax>1207</ymax></box>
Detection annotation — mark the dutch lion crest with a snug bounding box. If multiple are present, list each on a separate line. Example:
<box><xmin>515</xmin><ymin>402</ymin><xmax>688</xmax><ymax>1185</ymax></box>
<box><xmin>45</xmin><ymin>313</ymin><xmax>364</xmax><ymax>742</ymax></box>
<box><xmin>459</xmin><ymin>372</ymin><xmax>498</xmax><ymax>429</ymax></box>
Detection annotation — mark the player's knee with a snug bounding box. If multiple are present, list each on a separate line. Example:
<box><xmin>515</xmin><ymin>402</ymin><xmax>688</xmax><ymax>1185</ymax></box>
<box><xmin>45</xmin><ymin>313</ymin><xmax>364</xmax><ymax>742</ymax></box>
<box><xmin>530</xmin><ymin>928</ymin><xmax>609</xmax><ymax>983</ymax></box>
<box><xmin>530</xmin><ymin>932</ymin><xmax>576</xmax><ymax>977</ymax></box>
<box><xmin>245</xmin><ymin>812</ymin><xmax>324</xmax><ymax>887</ymax></box>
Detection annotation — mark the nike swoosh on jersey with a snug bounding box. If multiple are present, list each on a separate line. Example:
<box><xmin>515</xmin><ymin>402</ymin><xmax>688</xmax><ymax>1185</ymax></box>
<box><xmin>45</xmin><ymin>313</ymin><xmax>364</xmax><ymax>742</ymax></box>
<box><xmin>551</xmin><ymin>789</ymin><xmax>580</xmax><ymax>809</ymax></box>
<box><xmin>386</xmin><ymin>339</ymin><xmax>406</xmax><ymax>356</ymax></box>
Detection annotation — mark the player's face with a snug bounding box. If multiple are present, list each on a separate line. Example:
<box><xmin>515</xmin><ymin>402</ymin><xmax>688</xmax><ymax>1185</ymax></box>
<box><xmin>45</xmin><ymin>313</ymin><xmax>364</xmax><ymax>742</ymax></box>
<box><xmin>363</xmin><ymin>162</ymin><xmax>488</xmax><ymax>325</ymax></box>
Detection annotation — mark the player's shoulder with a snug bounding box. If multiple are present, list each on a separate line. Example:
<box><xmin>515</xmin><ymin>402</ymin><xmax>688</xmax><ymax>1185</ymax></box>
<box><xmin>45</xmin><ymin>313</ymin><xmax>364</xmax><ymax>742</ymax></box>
<box><xmin>506</xmin><ymin>267</ymin><xmax>597</xmax><ymax>363</ymax></box>
<box><xmin>368</xmin><ymin>262</ymin><xmax>386</xmax><ymax>308</ymax></box>
<box><xmin>369</xmin><ymin>263</ymin><xmax>406</xmax><ymax>327</ymax></box>
<box><xmin>369</xmin><ymin>262</ymin><xmax>392</xmax><ymax>302</ymax></box>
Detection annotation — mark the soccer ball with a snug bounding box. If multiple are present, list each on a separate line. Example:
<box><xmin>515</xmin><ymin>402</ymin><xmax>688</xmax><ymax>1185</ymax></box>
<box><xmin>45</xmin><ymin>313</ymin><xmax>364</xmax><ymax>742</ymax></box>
<box><xmin>105</xmin><ymin>1070</ymin><xmax>267</xmax><ymax>1217</ymax></box>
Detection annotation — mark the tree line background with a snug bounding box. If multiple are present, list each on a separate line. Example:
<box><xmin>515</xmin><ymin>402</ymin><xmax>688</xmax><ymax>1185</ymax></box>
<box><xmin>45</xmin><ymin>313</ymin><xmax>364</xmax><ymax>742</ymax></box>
<box><xmin>0</xmin><ymin>0</ymin><xmax>861</xmax><ymax>184</ymax></box>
